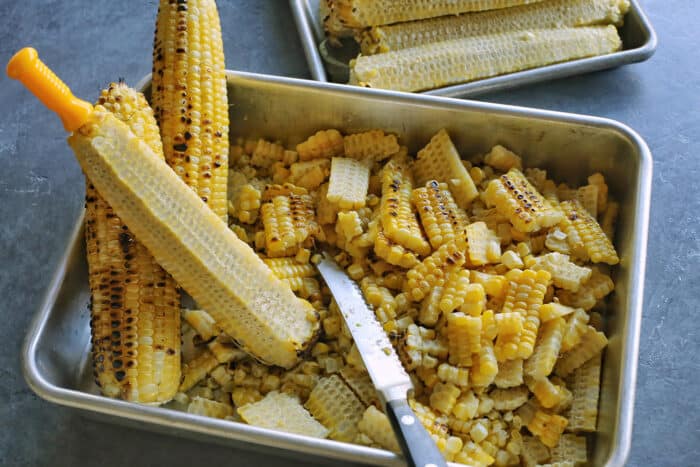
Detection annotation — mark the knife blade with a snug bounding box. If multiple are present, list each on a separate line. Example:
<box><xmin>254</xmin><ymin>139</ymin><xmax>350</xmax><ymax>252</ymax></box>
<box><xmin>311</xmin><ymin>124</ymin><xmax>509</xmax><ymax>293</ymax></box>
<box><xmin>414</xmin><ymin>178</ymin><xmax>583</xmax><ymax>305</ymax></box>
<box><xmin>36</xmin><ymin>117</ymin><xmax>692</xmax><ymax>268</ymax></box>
<box><xmin>317</xmin><ymin>255</ymin><xmax>446</xmax><ymax>467</ymax></box>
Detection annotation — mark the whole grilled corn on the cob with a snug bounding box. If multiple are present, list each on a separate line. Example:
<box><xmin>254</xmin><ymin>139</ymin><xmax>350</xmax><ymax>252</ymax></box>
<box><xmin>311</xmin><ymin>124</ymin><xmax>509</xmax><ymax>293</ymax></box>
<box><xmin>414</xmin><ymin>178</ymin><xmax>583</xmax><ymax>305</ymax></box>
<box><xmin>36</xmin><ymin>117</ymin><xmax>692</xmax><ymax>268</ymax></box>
<box><xmin>7</xmin><ymin>48</ymin><xmax>319</xmax><ymax>369</ymax></box>
<box><xmin>152</xmin><ymin>0</ymin><xmax>229</xmax><ymax>221</ymax></box>
<box><xmin>359</xmin><ymin>0</ymin><xmax>630</xmax><ymax>55</ymax></box>
<box><xmin>350</xmin><ymin>26</ymin><xmax>622</xmax><ymax>92</ymax></box>
<box><xmin>85</xmin><ymin>83</ymin><xmax>181</xmax><ymax>404</ymax></box>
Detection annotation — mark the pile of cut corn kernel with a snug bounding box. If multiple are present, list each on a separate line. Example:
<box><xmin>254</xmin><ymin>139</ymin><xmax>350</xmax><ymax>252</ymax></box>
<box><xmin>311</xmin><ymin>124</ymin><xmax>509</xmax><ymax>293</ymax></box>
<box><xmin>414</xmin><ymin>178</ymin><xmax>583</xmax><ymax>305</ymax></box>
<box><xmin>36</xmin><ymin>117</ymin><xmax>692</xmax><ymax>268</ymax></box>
<box><xmin>173</xmin><ymin>127</ymin><xmax>618</xmax><ymax>467</ymax></box>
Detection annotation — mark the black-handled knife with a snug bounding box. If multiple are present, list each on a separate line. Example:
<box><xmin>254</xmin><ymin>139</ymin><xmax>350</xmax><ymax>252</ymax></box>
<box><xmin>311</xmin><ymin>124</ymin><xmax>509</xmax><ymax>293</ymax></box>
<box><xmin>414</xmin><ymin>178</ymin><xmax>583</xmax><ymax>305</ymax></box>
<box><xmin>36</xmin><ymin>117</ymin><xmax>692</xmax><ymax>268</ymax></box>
<box><xmin>317</xmin><ymin>256</ymin><xmax>447</xmax><ymax>467</ymax></box>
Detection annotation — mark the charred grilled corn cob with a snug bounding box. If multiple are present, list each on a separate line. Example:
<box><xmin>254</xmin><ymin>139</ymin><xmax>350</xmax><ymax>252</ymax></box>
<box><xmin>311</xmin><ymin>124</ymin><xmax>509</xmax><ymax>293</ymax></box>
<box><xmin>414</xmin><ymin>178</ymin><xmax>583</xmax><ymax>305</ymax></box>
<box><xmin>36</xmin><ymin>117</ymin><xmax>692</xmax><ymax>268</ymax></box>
<box><xmin>85</xmin><ymin>83</ymin><xmax>180</xmax><ymax>404</ymax></box>
<box><xmin>359</xmin><ymin>0</ymin><xmax>630</xmax><ymax>54</ymax></box>
<box><xmin>8</xmin><ymin>48</ymin><xmax>319</xmax><ymax>369</ymax></box>
<box><xmin>350</xmin><ymin>26</ymin><xmax>622</xmax><ymax>92</ymax></box>
<box><xmin>152</xmin><ymin>0</ymin><xmax>229</xmax><ymax>221</ymax></box>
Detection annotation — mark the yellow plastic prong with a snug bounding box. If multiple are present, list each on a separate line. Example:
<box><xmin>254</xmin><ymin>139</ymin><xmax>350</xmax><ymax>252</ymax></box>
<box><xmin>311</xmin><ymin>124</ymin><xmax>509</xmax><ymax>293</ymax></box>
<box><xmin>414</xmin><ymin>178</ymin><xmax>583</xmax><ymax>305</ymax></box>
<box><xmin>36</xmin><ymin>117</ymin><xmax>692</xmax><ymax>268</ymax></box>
<box><xmin>7</xmin><ymin>47</ymin><xmax>93</xmax><ymax>132</ymax></box>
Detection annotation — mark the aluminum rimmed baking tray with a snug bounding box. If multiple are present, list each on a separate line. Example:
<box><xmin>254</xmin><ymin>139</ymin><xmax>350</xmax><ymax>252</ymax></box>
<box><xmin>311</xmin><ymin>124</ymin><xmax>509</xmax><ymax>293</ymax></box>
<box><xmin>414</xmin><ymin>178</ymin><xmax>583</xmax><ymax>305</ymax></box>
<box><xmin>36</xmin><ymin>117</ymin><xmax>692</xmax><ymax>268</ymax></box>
<box><xmin>23</xmin><ymin>70</ymin><xmax>651</xmax><ymax>466</ymax></box>
<box><xmin>289</xmin><ymin>0</ymin><xmax>657</xmax><ymax>98</ymax></box>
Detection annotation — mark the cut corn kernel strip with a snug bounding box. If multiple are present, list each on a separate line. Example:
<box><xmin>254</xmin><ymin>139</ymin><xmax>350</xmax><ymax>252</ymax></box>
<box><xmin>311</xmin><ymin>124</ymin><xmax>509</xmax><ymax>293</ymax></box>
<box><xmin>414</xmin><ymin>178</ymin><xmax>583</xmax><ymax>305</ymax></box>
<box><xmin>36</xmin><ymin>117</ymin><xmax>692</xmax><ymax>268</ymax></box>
<box><xmin>296</xmin><ymin>129</ymin><xmax>344</xmax><ymax>160</ymax></box>
<box><xmin>565</xmin><ymin>352</ymin><xmax>602</xmax><ymax>432</ymax></box>
<box><xmin>263</xmin><ymin>257</ymin><xmax>316</xmax><ymax>291</ymax></box>
<box><xmin>484</xmin><ymin>168</ymin><xmax>563</xmax><ymax>233</ymax></box>
<box><xmin>559</xmin><ymin>199</ymin><xmax>619</xmax><ymax>264</ymax></box>
<box><xmin>528</xmin><ymin>410</ymin><xmax>569</xmax><ymax>448</ymax></box>
<box><xmin>239</xmin><ymin>391</ymin><xmax>329</xmax><ymax>438</ymax></box>
<box><xmin>555</xmin><ymin>326</ymin><xmax>607</xmax><ymax>377</ymax></box>
<box><xmin>187</xmin><ymin>396</ymin><xmax>234</xmax><ymax>419</ymax></box>
<box><xmin>374</xmin><ymin>228</ymin><xmax>420</xmax><ymax>269</ymax></box>
<box><xmin>359</xmin><ymin>0</ymin><xmax>629</xmax><ymax>54</ymax></box>
<box><xmin>327</xmin><ymin>157</ymin><xmax>370</xmax><ymax>210</ymax></box>
<box><xmin>501</xmin><ymin>269</ymin><xmax>551</xmax><ymax>359</ymax></box>
<box><xmin>380</xmin><ymin>156</ymin><xmax>431</xmax><ymax>256</ymax></box>
<box><xmin>405</xmin><ymin>239</ymin><xmax>467</xmax><ymax>301</ymax></box>
<box><xmin>343</xmin><ymin>130</ymin><xmax>399</xmax><ymax>161</ymax></box>
<box><xmin>261</xmin><ymin>193</ymin><xmax>318</xmax><ymax>257</ymax></box>
<box><xmin>358</xmin><ymin>406</ymin><xmax>401</xmax><ymax>453</ymax></box>
<box><xmin>525</xmin><ymin>317</ymin><xmax>566</xmax><ymax>380</ymax></box>
<box><xmin>557</xmin><ymin>268</ymin><xmax>614</xmax><ymax>310</ymax></box>
<box><xmin>528</xmin><ymin>252</ymin><xmax>592</xmax><ymax>292</ymax></box>
<box><xmin>152</xmin><ymin>0</ymin><xmax>229</xmax><ymax>220</ymax></box>
<box><xmin>447</xmin><ymin>312</ymin><xmax>482</xmax><ymax>366</ymax></box>
<box><xmin>413</xmin><ymin>129</ymin><xmax>478</xmax><ymax>208</ymax></box>
<box><xmin>412</xmin><ymin>180</ymin><xmax>469</xmax><ymax>249</ymax></box>
<box><xmin>467</xmin><ymin>221</ymin><xmax>502</xmax><ymax>266</ymax></box>
<box><xmin>350</xmin><ymin>27</ymin><xmax>622</xmax><ymax>93</ymax></box>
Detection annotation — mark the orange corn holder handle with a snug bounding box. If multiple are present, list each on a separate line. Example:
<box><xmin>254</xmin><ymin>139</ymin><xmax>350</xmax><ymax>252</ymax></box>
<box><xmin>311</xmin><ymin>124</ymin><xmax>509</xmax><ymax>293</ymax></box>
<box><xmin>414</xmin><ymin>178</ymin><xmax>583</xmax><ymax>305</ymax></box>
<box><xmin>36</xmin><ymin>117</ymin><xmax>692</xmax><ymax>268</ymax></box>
<box><xmin>6</xmin><ymin>47</ymin><xmax>93</xmax><ymax>132</ymax></box>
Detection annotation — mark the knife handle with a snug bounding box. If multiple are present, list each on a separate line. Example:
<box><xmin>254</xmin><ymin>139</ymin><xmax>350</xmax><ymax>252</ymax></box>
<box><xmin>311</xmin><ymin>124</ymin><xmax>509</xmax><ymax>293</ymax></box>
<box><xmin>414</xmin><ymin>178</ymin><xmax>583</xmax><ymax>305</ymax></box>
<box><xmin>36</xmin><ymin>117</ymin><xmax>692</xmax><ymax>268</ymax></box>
<box><xmin>386</xmin><ymin>399</ymin><xmax>447</xmax><ymax>467</ymax></box>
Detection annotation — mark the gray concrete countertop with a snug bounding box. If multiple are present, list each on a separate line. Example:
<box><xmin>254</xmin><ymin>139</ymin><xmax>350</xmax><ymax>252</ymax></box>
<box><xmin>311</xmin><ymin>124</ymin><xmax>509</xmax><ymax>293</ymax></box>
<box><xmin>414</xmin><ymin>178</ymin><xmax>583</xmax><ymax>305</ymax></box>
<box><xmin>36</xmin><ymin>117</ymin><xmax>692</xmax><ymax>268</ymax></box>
<box><xmin>0</xmin><ymin>0</ymin><xmax>697</xmax><ymax>465</ymax></box>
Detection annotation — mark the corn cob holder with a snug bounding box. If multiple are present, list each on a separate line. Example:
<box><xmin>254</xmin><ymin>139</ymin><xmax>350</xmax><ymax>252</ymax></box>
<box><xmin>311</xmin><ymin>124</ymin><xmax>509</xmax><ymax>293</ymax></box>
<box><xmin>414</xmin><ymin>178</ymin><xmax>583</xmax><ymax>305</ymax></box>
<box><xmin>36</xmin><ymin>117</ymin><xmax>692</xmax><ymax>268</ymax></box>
<box><xmin>7</xmin><ymin>48</ymin><xmax>319</xmax><ymax>369</ymax></box>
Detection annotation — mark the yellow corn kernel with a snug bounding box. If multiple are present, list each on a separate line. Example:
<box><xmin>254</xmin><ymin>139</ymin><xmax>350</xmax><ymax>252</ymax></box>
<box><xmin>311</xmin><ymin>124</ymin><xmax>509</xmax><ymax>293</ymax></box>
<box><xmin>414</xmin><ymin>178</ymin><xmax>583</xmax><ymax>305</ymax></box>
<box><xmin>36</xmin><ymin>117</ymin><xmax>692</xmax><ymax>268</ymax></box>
<box><xmin>466</xmin><ymin>221</ymin><xmax>502</xmax><ymax>266</ymax></box>
<box><xmin>231</xmin><ymin>183</ymin><xmax>261</xmax><ymax>224</ymax></box>
<box><xmin>484</xmin><ymin>168</ymin><xmax>563</xmax><ymax>233</ymax></box>
<box><xmin>526</xmin><ymin>376</ymin><xmax>571</xmax><ymax>410</ymax></box>
<box><xmin>480</xmin><ymin>309</ymin><xmax>498</xmax><ymax>341</ymax></box>
<box><xmin>409</xmin><ymin>399</ymin><xmax>450</xmax><ymax>439</ymax></box>
<box><xmin>528</xmin><ymin>252</ymin><xmax>592</xmax><ymax>292</ymax></box>
<box><xmin>447</xmin><ymin>312</ymin><xmax>482</xmax><ymax>366</ymax></box>
<box><xmin>559</xmin><ymin>199</ymin><xmax>619</xmax><ymax>264</ymax></box>
<box><xmin>412</xmin><ymin>180</ymin><xmax>469</xmax><ymax>249</ymax></box>
<box><xmin>288</xmin><ymin>158</ymin><xmax>330</xmax><ymax>190</ymax></box>
<box><xmin>404</xmin><ymin>239</ymin><xmax>467</xmax><ymax>301</ymax></box>
<box><xmin>374</xmin><ymin>228</ymin><xmax>420</xmax><ymax>269</ymax></box>
<box><xmin>527</xmin><ymin>410</ymin><xmax>568</xmax><ymax>448</ymax></box>
<box><xmin>501</xmin><ymin>250</ymin><xmax>524</xmax><ymax>269</ymax></box>
<box><xmin>327</xmin><ymin>157</ymin><xmax>370</xmax><ymax>209</ymax></box>
<box><xmin>460</xmin><ymin>283</ymin><xmax>486</xmax><ymax>317</ymax></box>
<box><xmin>556</xmin><ymin>267</ymin><xmax>614</xmax><ymax>310</ymax></box>
<box><xmin>296</xmin><ymin>129</ymin><xmax>344</xmax><ymax>161</ymax></box>
<box><xmin>380</xmin><ymin>156</ymin><xmax>431</xmax><ymax>256</ymax></box>
<box><xmin>470</xmin><ymin>270</ymin><xmax>507</xmax><ymax>298</ymax></box>
<box><xmin>455</xmin><ymin>440</ymin><xmax>495</xmax><ymax>467</ymax></box>
<box><xmin>419</xmin><ymin>285</ymin><xmax>444</xmax><ymax>327</ymax></box>
<box><xmin>413</xmin><ymin>129</ymin><xmax>478</xmax><ymax>208</ymax></box>
<box><xmin>437</xmin><ymin>363</ymin><xmax>470</xmax><ymax>388</ymax></box>
<box><xmin>182</xmin><ymin>308</ymin><xmax>219</xmax><ymax>341</ymax></box>
<box><xmin>539</xmin><ymin>302</ymin><xmax>576</xmax><ymax>322</ymax></box>
<box><xmin>485</xmin><ymin>145</ymin><xmax>522</xmax><ymax>171</ymax></box>
<box><xmin>263</xmin><ymin>257</ymin><xmax>316</xmax><ymax>292</ymax></box>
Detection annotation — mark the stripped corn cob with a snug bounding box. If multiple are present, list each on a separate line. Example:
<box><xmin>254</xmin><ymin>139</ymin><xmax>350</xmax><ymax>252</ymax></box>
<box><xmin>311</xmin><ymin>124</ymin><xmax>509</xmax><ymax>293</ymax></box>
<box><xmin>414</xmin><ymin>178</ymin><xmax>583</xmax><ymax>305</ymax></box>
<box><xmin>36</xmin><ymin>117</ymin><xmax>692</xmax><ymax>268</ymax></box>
<box><xmin>261</xmin><ymin>193</ymin><xmax>318</xmax><ymax>257</ymax></box>
<box><xmin>412</xmin><ymin>181</ymin><xmax>468</xmax><ymax>249</ymax></box>
<box><xmin>359</xmin><ymin>0</ymin><xmax>629</xmax><ymax>54</ymax></box>
<box><xmin>525</xmin><ymin>317</ymin><xmax>566</xmax><ymax>380</ymax></box>
<box><xmin>565</xmin><ymin>353</ymin><xmax>602</xmax><ymax>432</ymax></box>
<box><xmin>358</xmin><ymin>406</ymin><xmax>401</xmax><ymax>452</ymax></box>
<box><xmin>555</xmin><ymin>326</ymin><xmax>607</xmax><ymax>377</ymax></box>
<box><xmin>350</xmin><ymin>26</ymin><xmax>622</xmax><ymax>92</ymax></box>
<box><xmin>70</xmin><ymin>109</ymin><xmax>319</xmax><ymax>368</ymax></box>
<box><xmin>521</xmin><ymin>435</ymin><xmax>551</xmax><ymax>465</ymax></box>
<box><xmin>447</xmin><ymin>312</ymin><xmax>481</xmax><ymax>366</ymax></box>
<box><xmin>467</xmin><ymin>221</ymin><xmax>502</xmax><ymax>266</ymax></box>
<box><xmin>86</xmin><ymin>82</ymin><xmax>180</xmax><ymax>404</ymax></box>
<box><xmin>152</xmin><ymin>0</ymin><xmax>229</xmax><ymax>220</ymax></box>
<box><xmin>263</xmin><ymin>257</ymin><xmax>316</xmax><ymax>291</ymax></box>
<box><xmin>559</xmin><ymin>199</ymin><xmax>619</xmax><ymax>264</ymax></box>
<box><xmin>484</xmin><ymin>168</ymin><xmax>563</xmax><ymax>233</ymax></box>
<box><xmin>327</xmin><ymin>157</ymin><xmax>370</xmax><ymax>209</ymax></box>
<box><xmin>380</xmin><ymin>157</ymin><xmax>431</xmax><ymax>256</ymax></box>
<box><xmin>332</xmin><ymin>0</ymin><xmax>547</xmax><ymax>29</ymax></box>
<box><xmin>296</xmin><ymin>129</ymin><xmax>344</xmax><ymax>160</ymax></box>
<box><xmin>501</xmin><ymin>269</ymin><xmax>551</xmax><ymax>359</ymax></box>
<box><xmin>238</xmin><ymin>391</ymin><xmax>329</xmax><ymax>438</ymax></box>
<box><xmin>404</xmin><ymin>239</ymin><xmax>467</xmax><ymax>301</ymax></box>
<box><xmin>374</xmin><ymin>228</ymin><xmax>419</xmax><ymax>268</ymax></box>
<box><xmin>528</xmin><ymin>411</ymin><xmax>568</xmax><ymax>448</ymax></box>
<box><xmin>413</xmin><ymin>129</ymin><xmax>478</xmax><ymax>208</ymax></box>
<box><xmin>494</xmin><ymin>358</ymin><xmax>524</xmax><ymax>388</ymax></box>
<box><xmin>305</xmin><ymin>375</ymin><xmax>365</xmax><ymax>441</ymax></box>
<box><xmin>343</xmin><ymin>130</ymin><xmax>399</xmax><ymax>161</ymax></box>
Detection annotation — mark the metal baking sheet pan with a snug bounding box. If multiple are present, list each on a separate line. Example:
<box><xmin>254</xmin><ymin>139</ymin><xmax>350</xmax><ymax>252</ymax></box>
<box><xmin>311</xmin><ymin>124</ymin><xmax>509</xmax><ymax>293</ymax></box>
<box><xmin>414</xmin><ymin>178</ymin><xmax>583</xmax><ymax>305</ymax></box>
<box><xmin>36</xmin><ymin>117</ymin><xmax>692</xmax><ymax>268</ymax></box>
<box><xmin>290</xmin><ymin>0</ymin><xmax>657</xmax><ymax>98</ymax></box>
<box><xmin>23</xmin><ymin>70</ymin><xmax>651</xmax><ymax>466</ymax></box>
